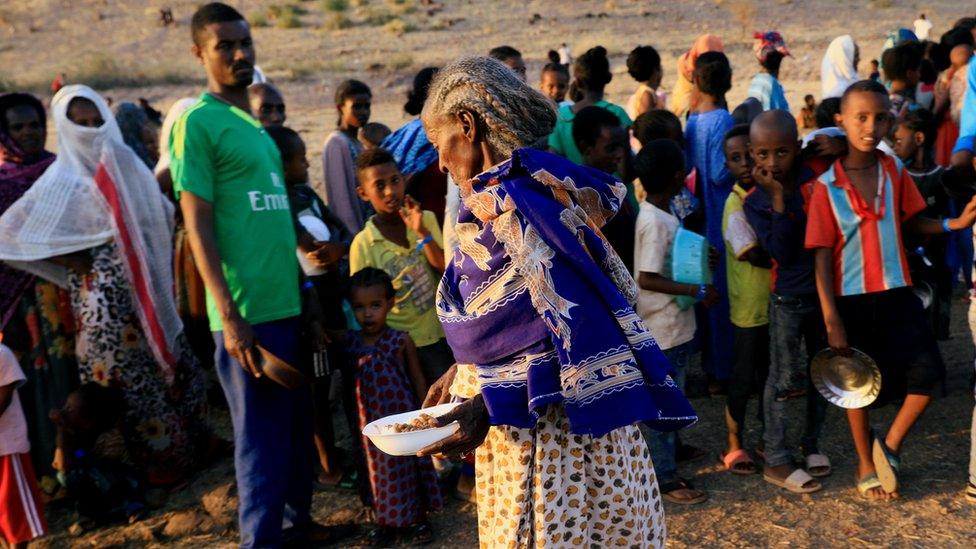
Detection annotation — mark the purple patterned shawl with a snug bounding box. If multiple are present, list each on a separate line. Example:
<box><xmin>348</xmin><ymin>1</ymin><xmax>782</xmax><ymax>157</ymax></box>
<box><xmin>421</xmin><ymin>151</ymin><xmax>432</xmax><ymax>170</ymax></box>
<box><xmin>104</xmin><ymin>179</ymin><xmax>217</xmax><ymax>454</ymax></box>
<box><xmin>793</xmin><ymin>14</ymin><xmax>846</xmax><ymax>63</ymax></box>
<box><xmin>0</xmin><ymin>93</ymin><xmax>56</xmax><ymax>328</ymax></box>
<box><xmin>437</xmin><ymin>148</ymin><xmax>697</xmax><ymax>436</ymax></box>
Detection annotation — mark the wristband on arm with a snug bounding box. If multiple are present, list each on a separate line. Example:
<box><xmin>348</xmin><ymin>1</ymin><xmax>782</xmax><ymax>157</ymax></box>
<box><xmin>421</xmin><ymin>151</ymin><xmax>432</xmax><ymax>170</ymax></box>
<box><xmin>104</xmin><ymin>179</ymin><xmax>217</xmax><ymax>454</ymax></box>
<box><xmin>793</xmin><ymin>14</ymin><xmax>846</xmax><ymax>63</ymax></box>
<box><xmin>415</xmin><ymin>234</ymin><xmax>433</xmax><ymax>252</ymax></box>
<box><xmin>694</xmin><ymin>284</ymin><xmax>707</xmax><ymax>301</ymax></box>
<box><xmin>942</xmin><ymin>218</ymin><xmax>952</xmax><ymax>233</ymax></box>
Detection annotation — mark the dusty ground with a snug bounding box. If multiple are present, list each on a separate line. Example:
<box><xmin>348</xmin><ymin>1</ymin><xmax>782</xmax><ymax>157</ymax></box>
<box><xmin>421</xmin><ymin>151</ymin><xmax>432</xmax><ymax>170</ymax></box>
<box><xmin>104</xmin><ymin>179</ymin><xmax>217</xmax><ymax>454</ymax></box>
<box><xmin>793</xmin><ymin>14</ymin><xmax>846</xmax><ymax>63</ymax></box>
<box><xmin>6</xmin><ymin>0</ymin><xmax>976</xmax><ymax>546</ymax></box>
<box><xmin>29</xmin><ymin>295</ymin><xmax>976</xmax><ymax>547</ymax></box>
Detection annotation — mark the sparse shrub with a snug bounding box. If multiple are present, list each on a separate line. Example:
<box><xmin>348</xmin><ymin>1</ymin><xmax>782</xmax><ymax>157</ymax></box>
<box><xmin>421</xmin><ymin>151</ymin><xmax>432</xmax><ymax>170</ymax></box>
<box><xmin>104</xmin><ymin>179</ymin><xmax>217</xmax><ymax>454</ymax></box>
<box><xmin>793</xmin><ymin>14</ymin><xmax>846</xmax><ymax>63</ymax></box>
<box><xmin>383</xmin><ymin>17</ymin><xmax>415</xmax><ymax>35</ymax></box>
<box><xmin>362</xmin><ymin>7</ymin><xmax>395</xmax><ymax>26</ymax></box>
<box><xmin>323</xmin><ymin>12</ymin><xmax>352</xmax><ymax>30</ymax></box>
<box><xmin>321</xmin><ymin>0</ymin><xmax>348</xmax><ymax>12</ymax></box>
<box><xmin>276</xmin><ymin>8</ymin><xmax>302</xmax><ymax>28</ymax></box>
<box><xmin>248</xmin><ymin>9</ymin><xmax>269</xmax><ymax>27</ymax></box>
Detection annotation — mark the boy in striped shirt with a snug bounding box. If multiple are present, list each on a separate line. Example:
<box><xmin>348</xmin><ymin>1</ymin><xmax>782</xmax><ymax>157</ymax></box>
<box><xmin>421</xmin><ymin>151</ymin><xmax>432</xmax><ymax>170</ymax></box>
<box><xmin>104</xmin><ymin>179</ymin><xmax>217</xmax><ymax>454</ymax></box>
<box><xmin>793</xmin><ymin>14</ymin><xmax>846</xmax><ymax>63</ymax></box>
<box><xmin>806</xmin><ymin>80</ymin><xmax>976</xmax><ymax>501</ymax></box>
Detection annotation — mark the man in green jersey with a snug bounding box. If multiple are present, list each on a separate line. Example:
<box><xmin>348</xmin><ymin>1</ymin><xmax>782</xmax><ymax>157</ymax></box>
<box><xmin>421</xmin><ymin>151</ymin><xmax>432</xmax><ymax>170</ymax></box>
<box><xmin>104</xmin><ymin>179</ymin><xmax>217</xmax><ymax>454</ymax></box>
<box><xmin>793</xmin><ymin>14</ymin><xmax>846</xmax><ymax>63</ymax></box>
<box><xmin>170</xmin><ymin>4</ymin><xmax>352</xmax><ymax>547</ymax></box>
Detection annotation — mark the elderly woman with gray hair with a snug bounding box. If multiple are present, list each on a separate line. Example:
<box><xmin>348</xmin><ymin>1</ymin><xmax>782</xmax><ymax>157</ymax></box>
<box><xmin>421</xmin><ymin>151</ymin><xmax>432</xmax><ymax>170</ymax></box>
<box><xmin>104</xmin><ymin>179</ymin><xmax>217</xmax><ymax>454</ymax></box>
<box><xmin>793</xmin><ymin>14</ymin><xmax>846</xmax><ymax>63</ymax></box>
<box><xmin>417</xmin><ymin>56</ymin><xmax>696</xmax><ymax>547</ymax></box>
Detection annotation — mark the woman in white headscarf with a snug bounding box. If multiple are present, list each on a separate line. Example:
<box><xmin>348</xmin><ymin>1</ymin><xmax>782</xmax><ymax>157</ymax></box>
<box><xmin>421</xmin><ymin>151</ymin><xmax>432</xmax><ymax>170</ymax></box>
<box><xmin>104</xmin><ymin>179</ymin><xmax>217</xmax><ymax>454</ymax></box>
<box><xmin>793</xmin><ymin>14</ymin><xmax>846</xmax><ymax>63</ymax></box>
<box><xmin>821</xmin><ymin>35</ymin><xmax>860</xmax><ymax>99</ymax></box>
<box><xmin>0</xmin><ymin>85</ymin><xmax>211</xmax><ymax>485</ymax></box>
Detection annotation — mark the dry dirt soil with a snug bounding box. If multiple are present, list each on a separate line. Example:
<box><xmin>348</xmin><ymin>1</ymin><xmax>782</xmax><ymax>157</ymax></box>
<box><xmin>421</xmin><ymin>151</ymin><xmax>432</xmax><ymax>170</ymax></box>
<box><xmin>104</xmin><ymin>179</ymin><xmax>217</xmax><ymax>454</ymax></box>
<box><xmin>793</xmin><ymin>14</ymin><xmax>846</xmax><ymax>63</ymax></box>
<box><xmin>6</xmin><ymin>0</ymin><xmax>976</xmax><ymax>546</ymax></box>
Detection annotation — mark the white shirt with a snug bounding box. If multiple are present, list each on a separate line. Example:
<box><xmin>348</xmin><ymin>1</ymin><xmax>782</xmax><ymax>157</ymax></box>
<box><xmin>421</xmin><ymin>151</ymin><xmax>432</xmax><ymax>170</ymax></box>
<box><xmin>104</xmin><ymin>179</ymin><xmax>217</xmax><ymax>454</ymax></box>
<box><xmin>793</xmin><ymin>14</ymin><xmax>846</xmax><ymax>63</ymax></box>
<box><xmin>633</xmin><ymin>202</ymin><xmax>696</xmax><ymax>351</ymax></box>
<box><xmin>0</xmin><ymin>344</ymin><xmax>28</xmax><ymax>456</ymax></box>
<box><xmin>913</xmin><ymin>18</ymin><xmax>933</xmax><ymax>40</ymax></box>
<box><xmin>558</xmin><ymin>46</ymin><xmax>572</xmax><ymax>65</ymax></box>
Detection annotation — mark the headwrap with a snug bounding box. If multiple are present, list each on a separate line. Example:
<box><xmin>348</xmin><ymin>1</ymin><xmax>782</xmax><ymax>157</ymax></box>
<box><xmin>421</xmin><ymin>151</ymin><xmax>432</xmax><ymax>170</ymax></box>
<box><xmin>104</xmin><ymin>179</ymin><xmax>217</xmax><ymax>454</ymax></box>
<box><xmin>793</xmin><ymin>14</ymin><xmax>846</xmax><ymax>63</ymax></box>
<box><xmin>154</xmin><ymin>98</ymin><xmax>198</xmax><ymax>177</ymax></box>
<box><xmin>114</xmin><ymin>102</ymin><xmax>155</xmax><ymax>169</ymax></box>
<box><xmin>438</xmin><ymin>148</ymin><xmax>697</xmax><ymax>436</ymax></box>
<box><xmin>0</xmin><ymin>85</ymin><xmax>181</xmax><ymax>382</ymax></box>
<box><xmin>821</xmin><ymin>35</ymin><xmax>859</xmax><ymax>99</ymax></box>
<box><xmin>679</xmin><ymin>34</ymin><xmax>724</xmax><ymax>80</ymax></box>
<box><xmin>753</xmin><ymin>31</ymin><xmax>790</xmax><ymax>63</ymax></box>
<box><xmin>380</xmin><ymin>118</ymin><xmax>439</xmax><ymax>176</ymax></box>
<box><xmin>0</xmin><ymin>93</ymin><xmax>56</xmax><ymax>328</ymax></box>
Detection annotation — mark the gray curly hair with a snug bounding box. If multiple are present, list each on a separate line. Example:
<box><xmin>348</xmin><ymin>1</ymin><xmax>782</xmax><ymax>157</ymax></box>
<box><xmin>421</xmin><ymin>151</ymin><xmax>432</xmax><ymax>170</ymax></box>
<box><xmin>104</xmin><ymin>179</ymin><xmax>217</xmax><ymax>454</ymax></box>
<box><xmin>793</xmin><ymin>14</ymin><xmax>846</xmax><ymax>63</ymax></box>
<box><xmin>422</xmin><ymin>56</ymin><xmax>557</xmax><ymax>157</ymax></box>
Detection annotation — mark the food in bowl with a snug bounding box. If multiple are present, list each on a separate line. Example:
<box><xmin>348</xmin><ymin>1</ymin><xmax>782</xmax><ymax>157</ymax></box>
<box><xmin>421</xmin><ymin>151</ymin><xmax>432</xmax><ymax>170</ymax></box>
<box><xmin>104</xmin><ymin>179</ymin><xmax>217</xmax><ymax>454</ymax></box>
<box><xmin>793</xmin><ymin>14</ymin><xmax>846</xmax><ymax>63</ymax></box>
<box><xmin>390</xmin><ymin>413</ymin><xmax>439</xmax><ymax>433</ymax></box>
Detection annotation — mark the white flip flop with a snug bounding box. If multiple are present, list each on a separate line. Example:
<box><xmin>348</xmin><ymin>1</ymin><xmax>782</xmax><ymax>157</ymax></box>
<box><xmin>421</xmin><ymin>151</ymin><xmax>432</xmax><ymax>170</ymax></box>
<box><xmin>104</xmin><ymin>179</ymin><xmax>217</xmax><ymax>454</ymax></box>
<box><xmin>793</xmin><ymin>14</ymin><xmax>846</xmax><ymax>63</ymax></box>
<box><xmin>763</xmin><ymin>468</ymin><xmax>822</xmax><ymax>494</ymax></box>
<box><xmin>805</xmin><ymin>453</ymin><xmax>832</xmax><ymax>478</ymax></box>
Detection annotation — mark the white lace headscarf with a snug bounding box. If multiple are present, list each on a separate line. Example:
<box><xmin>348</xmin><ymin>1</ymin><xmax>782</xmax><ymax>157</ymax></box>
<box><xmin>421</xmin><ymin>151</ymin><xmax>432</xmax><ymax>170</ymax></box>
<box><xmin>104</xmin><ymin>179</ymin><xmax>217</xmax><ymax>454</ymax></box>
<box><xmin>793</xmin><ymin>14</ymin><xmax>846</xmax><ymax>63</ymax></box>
<box><xmin>0</xmin><ymin>84</ymin><xmax>181</xmax><ymax>381</ymax></box>
<box><xmin>821</xmin><ymin>35</ymin><xmax>859</xmax><ymax>99</ymax></box>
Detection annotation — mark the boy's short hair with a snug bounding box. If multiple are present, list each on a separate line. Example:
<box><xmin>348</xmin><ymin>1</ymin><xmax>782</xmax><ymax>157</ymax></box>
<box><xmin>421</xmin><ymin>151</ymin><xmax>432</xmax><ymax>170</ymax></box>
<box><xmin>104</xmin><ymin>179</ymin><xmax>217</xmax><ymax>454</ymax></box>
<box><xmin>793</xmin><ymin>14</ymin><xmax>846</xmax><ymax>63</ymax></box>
<box><xmin>723</xmin><ymin>123</ymin><xmax>751</xmax><ymax>146</ymax></box>
<box><xmin>265</xmin><ymin>125</ymin><xmax>303</xmax><ymax>162</ymax></box>
<box><xmin>359</xmin><ymin>122</ymin><xmax>392</xmax><ymax>147</ymax></box>
<box><xmin>898</xmin><ymin>108</ymin><xmax>937</xmax><ymax>150</ymax></box>
<box><xmin>355</xmin><ymin>147</ymin><xmax>397</xmax><ymax>175</ymax></box>
<box><xmin>349</xmin><ymin>267</ymin><xmax>395</xmax><ymax>299</ymax></box>
<box><xmin>815</xmin><ymin>97</ymin><xmax>842</xmax><ymax>128</ymax></box>
<box><xmin>693</xmin><ymin>51</ymin><xmax>732</xmax><ymax>97</ymax></box>
<box><xmin>840</xmin><ymin>79</ymin><xmax>889</xmax><ymax>109</ymax></box>
<box><xmin>632</xmin><ymin>109</ymin><xmax>683</xmax><ymax>147</ymax></box>
<box><xmin>191</xmin><ymin>2</ymin><xmax>244</xmax><ymax>46</ymax></box>
<box><xmin>881</xmin><ymin>42</ymin><xmax>924</xmax><ymax>82</ymax></box>
<box><xmin>634</xmin><ymin>139</ymin><xmax>685</xmax><ymax>196</ymax></box>
<box><xmin>488</xmin><ymin>45</ymin><xmax>522</xmax><ymax>63</ymax></box>
<box><xmin>870</xmin><ymin>58</ymin><xmax>879</xmax><ymax>67</ymax></box>
<box><xmin>571</xmin><ymin>106</ymin><xmax>621</xmax><ymax>149</ymax></box>
<box><xmin>804</xmin><ymin>94</ymin><xmax>815</xmax><ymax>102</ymax></box>
<box><xmin>626</xmin><ymin>45</ymin><xmax>662</xmax><ymax>82</ymax></box>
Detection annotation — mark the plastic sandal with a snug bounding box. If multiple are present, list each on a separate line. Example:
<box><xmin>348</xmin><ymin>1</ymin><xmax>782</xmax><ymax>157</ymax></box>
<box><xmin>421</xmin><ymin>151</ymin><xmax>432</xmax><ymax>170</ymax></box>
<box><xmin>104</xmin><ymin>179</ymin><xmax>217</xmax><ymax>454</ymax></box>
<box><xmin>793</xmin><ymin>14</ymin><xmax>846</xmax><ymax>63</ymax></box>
<box><xmin>966</xmin><ymin>482</ymin><xmax>976</xmax><ymax>503</ymax></box>
<box><xmin>872</xmin><ymin>433</ymin><xmax>900</xmax><ymax>494</ymax></box>
<box><xmin>660</xmin><ymin>478</ymin><xmax>708</xmax><ymax>505</ymax></box>
<box><xmin>720</xmin><ymin>449</ymin><xmax>757</xmax><ymax>475</ymax></box>
<box><xmin>763</xmin><ymin>468</ymin><xmax>822</xmax><ymax>494</ymax></box>
<box><xmin>804</xmin><ymin>453</ymin><xmax>832</xmax><ymax>478</ymax></box>
<box><xmin>856</xmin><ymin>472</ymin><xmax>886</xmax><ymax>500</ymax></box>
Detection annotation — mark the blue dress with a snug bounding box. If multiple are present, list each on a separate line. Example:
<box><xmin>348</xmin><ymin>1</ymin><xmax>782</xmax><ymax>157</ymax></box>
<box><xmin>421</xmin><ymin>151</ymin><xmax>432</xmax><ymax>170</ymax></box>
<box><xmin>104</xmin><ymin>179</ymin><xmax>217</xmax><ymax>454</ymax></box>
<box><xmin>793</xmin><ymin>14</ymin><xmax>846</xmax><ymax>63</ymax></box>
<box><xmin>685</xmin><ymin>109</ymin><xmax>736</xmax><ymax>381</ymax></box>
<box><xmin>748</xmin><ymin>73</ymin><xmax>790</xmax><ymax>112</ymax></box>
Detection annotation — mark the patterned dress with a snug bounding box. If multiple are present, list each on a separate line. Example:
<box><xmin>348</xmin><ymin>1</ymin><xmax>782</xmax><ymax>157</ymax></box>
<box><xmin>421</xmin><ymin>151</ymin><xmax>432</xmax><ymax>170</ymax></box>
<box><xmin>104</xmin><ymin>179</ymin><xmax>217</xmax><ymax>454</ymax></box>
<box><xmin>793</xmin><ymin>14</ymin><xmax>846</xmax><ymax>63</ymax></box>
<box><xmin>67</xmin><ymin>243</ymin><xmax>209</xmax><ymax>485</ymax></box>
<box><xmin>440</xmin><ymin>148</ymin><xmax>697</xmax><ymax>548</ymax></box>
<box><xmin>348</xmin><ymin>328</ymin><xmax>443</xmax><ymax>527</ymax></box>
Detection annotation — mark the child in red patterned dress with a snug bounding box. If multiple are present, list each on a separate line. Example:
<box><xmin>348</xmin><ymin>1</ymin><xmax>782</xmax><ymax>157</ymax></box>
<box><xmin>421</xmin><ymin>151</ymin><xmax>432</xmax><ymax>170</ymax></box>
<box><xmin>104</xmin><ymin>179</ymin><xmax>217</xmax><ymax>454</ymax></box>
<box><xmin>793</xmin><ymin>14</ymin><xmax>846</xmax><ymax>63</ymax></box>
<box><xmin>345</xmin><ymin>267</ymin><xmax>442</xmax><ymax>547</ymax></box>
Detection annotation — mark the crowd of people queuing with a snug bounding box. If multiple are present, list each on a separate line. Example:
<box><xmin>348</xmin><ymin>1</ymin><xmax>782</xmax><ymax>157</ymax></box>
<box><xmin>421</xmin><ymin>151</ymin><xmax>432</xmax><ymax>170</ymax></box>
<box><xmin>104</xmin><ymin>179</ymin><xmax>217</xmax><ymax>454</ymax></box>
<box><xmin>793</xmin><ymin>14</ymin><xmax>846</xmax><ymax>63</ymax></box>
<box><xmin>4</xmin><ymin>2</ymin><xmax>976</xmax><ymax>547</ymax></box>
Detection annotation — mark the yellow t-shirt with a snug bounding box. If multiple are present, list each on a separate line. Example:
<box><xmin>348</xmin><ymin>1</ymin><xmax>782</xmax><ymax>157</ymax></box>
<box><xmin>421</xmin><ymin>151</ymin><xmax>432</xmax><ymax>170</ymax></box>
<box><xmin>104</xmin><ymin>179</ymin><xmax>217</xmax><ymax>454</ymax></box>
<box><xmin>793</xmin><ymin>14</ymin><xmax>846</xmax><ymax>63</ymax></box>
<box><xmin>349</xmin><ymin>211</ymin><xmax>444</xmax><ymax>347</ymax></box>
<box><xmin>722</xmin><ymin>184</ymin><xmax>771</xmax><ymax>328</ymax></box>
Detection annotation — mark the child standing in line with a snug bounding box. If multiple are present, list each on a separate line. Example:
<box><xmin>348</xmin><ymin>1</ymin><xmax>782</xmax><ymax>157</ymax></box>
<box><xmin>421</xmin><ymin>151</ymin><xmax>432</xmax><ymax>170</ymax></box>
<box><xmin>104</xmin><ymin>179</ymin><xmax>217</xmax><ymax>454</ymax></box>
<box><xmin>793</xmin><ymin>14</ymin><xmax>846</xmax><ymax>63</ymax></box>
<box><xmin>266</xmin><ymin>126</ymin><xmax>363</xmax><ymax>491</ymax></box>
<box><xmin>882</xmin><ymin>42</ymin><xmax>924</xmax><ymax>120</ymax></box>
<box><xmin>540</xmin><ymin>56</ymin><xmax>570</xmax><ymax>106</ymax></box>
<box><xmin>345</xmin><ymin>268</ymin><xmax>442</xmax><ymax>546</ymax></box>
<box><xmin>349</xmin><ymin>148</ymin><xmax>453</xmax><ymax>385</ymax></box>
<box><xmin>358</xmin><ymin>122</ymin><xmax>392</xmax><ymax>151</ymax></box>
<box><xmin>321</xmin><ymin>79</ymin><xmax>373</xmax><ymax>233</ymax></box>
<box><xmin>869</xmin><ymin>59</ymin><xmax>881</xmax><ymax>82</ymax></box>
<box><xmin>685</xmin><ymin>50</ymin><xmax>736</xmax><ymax>388</ymax></box>
<box><xmin>573</xmin><ymin>106</ymin><xmax>635</xmax><ymax>271</ymax></box>
<box><xmin>800</xmin><ymin>94</ymin><xmax>818</xmax><ymax>130</ymax></box>
<box><xmin>626</xmin><ymin>45</ymin><xmax>665</xmax><ymax>121</ymax></box>
<box><xmin>747</xmin><ymin>31</ymin><xmax>791</xmax><ymax>112</ymax></box>
<box><xmin>634</xmin><ymin>139</ymin><xmax>718</xmax><ymax>506</ymax></box>
<box><xmin>743</xmin><ymin>110</ymin><xmax>832</xmax><ymax>494</ymax></box>
<box><xmin>806</xmin><ymin>80</ymin><xmax>976</xmax><ymax>501</ymax></box>
<box><xmin>720</xmin><ymin>124</ymin><xmax>771</xmax><ymax>475</ymax></box>
<box><xmin>632</xmin><ymin>109</ymin><xmax>703</xmax><ymax>230</ymax></box>
<box><xmin>548</xmin><ymin>46</ymin><xmax>632</xmax><ymax>165</ymax></box>
<box><xmin>0</xmin><ymin>342</ymin><xmax>47</xmax><ymax>547</ymax></box>
<box><xmin>892</xmin><ymin>109</ymin><xmax>959</xmax><ymax>338</ymax></box>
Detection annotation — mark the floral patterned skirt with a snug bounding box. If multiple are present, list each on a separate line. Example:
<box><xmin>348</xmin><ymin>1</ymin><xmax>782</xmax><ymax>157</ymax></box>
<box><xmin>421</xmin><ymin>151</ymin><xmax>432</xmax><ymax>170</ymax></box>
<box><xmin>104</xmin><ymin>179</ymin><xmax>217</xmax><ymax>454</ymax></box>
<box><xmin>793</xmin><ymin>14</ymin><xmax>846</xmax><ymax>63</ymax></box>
<box><xmin>68</xmin><ymin>243</ymin><xmax>210</xmax><ymax>485</ymax></box>
<box><xmin>452</xmin><ymin>364</ymin><xmax>667</xmax><ymax>548</ymax></box>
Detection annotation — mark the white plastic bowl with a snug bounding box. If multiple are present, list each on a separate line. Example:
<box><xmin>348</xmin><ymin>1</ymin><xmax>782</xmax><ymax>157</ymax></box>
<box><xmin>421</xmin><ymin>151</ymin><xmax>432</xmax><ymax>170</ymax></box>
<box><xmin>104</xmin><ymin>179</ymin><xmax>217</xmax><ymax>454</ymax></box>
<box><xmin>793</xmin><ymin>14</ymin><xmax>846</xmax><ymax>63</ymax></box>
<box><xmin>362</xmin><ymin>402</ymin><xmax>461</xmax><ymax>457</ymax></box>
